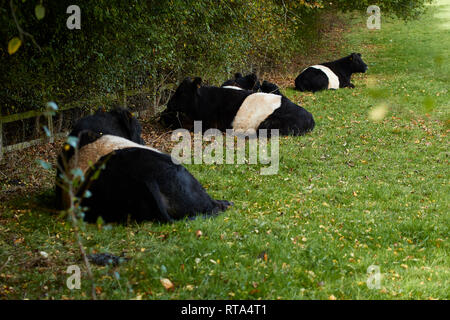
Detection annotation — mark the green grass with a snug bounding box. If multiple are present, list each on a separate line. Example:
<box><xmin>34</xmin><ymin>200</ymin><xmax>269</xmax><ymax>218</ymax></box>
<box><xmin>1</xmin><ymin>1</ymin><xmax>449</xmax><ymax>300</ymax></box>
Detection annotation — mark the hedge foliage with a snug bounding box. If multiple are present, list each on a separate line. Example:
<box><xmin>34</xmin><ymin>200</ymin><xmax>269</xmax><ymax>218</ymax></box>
<box><xmin>0</xmin><ymin>0</ymin><xmax>432</xmax><ymax>115</ymax></box>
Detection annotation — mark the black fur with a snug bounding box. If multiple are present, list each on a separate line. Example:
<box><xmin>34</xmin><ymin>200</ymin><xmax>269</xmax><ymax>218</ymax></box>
<box><xmin>167</xmin><ymin>77</ymin><xmax>251</xmax><ymax>132</ymax></box>
<box><xmin>295</xmin><ymin>68</ymin><xmax>329</xmax><ymax>93</ymax></box>
<box><xmin>258</xmin><ymin>96</ymin><xmax>315</xmax><ymax>135</ymax></box>
<box><xmin>75</xmin><ymin>136</ymin><xmax>232</xmax><ymax>223</ymax></box>
<box><xmin>158</xmin><ymin>108</ymin><xmax>194</xmax><ymax>130</ymax></box>
<box><xmin>295</xmin><ymin>53</ymin><xmax>368</xmax><ymax>92</ymax></box>
<box><xmin>166</xmin><ymin>77</ymin><xmax>315</xmax><ymax>135</ymax></box>
<box><xmin>70</xmin><ymin>107</ymin><xmax>144</xmax><ymax>145</ymax></box>
<box><xmin>260</xmin><ymin>80</ymin><xmax>282</xmax><ymax>96</ymax></box>
<box><xmin>221</xmin><ymin>73</ymin><xmax>261</xmax><ymax>92</ymax></box>
<box><xmin>221</xmin><ymin>73</ymin><xmax>243</xmax><ymax>87</ymax></box>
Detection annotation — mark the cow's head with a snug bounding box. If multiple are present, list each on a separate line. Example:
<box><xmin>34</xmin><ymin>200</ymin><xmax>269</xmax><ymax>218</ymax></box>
<box><xmin>166</xmin><ymin>77</ymin><xmax>202</xmax><ymax>114</ymax></box>
<box><xmin>159</xmin><ymin>108</ymin><xmax>194</xmax><ymax>130</ymax></box>
<box><xmin>349</xmin><ymin>53</ymin><xmax>368</xmax><ymax>73</ymax></box>
<box><xmin>72</xmin><ymin>106</ymin><xmax>144</xmax><ymax>145</ymax></box>
<box><xmin>235</xmin><ymin>73</ymin><xmax>261</xmax><ymax>92</ymax></box>
<box><xmin>261</xmin><ymin>80</ymin><xmax>281</xmax><ymax>95</ymax></box>
<box><xmin>233</xmin><ymin>73</ymin><xmax>243</xmax><ymax>80</ymax></box>
<box><xmin>109</xmin><ymin>107</ymin><xmax>145</xmax><ymax>144</ymax></box>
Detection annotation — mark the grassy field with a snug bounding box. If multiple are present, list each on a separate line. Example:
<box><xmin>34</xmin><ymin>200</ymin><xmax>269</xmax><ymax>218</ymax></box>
<box><xmin>0</xmin><ymin>1</ymin><xmax>449</xmax><ymax>300</ymax></box>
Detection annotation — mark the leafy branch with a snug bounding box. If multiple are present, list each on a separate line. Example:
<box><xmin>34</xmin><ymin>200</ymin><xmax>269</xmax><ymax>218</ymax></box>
<box><xmin>39</xmin><ymin>102</ymin><xmax>102</xmax><ymax>300</ymax></box>
<box><xmin>8</xmin><ymin>0</ymin><xmax>42</xmax><ymax>54</ymax></box>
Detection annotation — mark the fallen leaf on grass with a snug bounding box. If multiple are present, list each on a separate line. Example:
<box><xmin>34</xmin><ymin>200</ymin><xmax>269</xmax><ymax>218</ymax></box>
<box><xmin>160</xmin><ymin>278</ymin><xmax>174</xmax><ymax>290</ymax></box>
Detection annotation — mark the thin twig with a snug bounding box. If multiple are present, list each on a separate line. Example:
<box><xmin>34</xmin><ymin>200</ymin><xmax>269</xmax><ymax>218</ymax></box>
<box><xmin>67</xmin><ymin>184</ymin><xmax>97</xmax><ymax>300</ymax></box>
<box><xmin>0</xmin><ymin>170</ymin><xmax>8</xmax><ymax>179</ymax></box>
<box><xmin>0</xmin><ymin>256</ymin><xmax>13</xmax><ymax>272</ymax></box>
<box><xmin>9</xmin><ymin>0</ymin><xmax>43</xmax><ymax>52</ymax></box>
<box><xmin>149</xmin><ymin>131</ymin><xmax>172</xmax><ymax>145</ymax></box>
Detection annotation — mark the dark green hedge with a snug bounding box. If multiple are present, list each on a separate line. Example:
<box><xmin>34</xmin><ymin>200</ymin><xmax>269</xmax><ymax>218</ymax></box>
<box><xmin>0</xmin><ymin>0</ymin><xmax>432</xmax><ymax>115</ymax></box>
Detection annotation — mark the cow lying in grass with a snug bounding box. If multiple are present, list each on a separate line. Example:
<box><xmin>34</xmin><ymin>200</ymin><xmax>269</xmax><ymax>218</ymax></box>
<box><xmin>159</xmin><ymin>77</ymin><xmax>285</xmax><ymax>130</ymax></box>
<box><xmin>57</xmin><ymin>130</ymin><xmax>232</xmax><ymax>223</ymax></box>
<box><xmin>164</xmin><ymin>77</ymin><xmax>315</xmax><ymax>135</ymax></box>
<box><xmin>295</xmin><ymin>53</ymin><xmax>368</xmax><ymax>92</ymax></box>
<box><xmin>55</xmin><ymin>107</ymin><xmax>144</xmax><ymax>209</ymax></box>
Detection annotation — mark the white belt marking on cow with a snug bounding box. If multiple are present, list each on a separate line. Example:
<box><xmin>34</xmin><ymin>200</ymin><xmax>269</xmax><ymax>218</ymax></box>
<box><xmin>310</xmin><ymin>65</ymin><xmax>340</xmax><ymax>89</ymax></box>
<box><xmin>232</xmin><ymin>93</ymin><xmax>282</xmax><ymax>134</ymax></box>
<box><xmin>70</xmin><ymin>135</ymin><xmax>162</xmax><ymax>174</ymax></box>
<box><xmin>222</xmin><ymin>85</ymin><xmax>244</xmax><ymax>90</ymax></box>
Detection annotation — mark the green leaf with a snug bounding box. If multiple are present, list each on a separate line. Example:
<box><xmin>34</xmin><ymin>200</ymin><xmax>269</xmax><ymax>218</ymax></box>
<box><xmin>8</xmin><ymin>37</ymin><xmax>22</xmax><ymax>55</ymax></box>
<box><xmin>35</xmin><ymin>4</ymin><xmax>45</xmax><ymax>20</ymax></box>
<box><xmin>71</xmin><ymin>168</ymin><xmax>85</xmax><ymax>181</ymax></box>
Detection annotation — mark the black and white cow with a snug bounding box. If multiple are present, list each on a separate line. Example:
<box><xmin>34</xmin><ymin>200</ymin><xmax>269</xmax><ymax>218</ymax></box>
<box><xmin>159</xmin><ymin>78</ymin><xmax>284</xmax><ymax>130</ymax></box>
<box><xmin>295</xmin><ymin>53</ymin><xmax>368</xmax><ymax>92</ymax></box>
<box><xmin>165</xmin><ymin>77</ymin><xmax>315</xmax><ymax>136</ymax></box>
<box><xmin>55</xmin><ymin>107</ymin><xmax>145</xmax><ymax>209</ymax></box>
<box><xmin>221</xmin><ymin>73</ymin><xmax>261</xmax><ymax>92</ymax></box>
<box><xmin>58</xmin><ymin>131</ymin><xmax>232</xmax><ymax>223</ymax></box>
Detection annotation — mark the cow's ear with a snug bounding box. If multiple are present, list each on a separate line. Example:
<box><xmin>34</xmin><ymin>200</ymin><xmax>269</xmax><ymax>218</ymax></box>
<box><xmin>193</xmin><ymin>77</ymin><xmax>202</xmax><ymax>89</ymax></box>
<box><xmin>357</xmin><ymin>53</ymin><xmax>362</xmax><ymax>57</ymax></box>
<box><xmin>78</xmin><ymin>130</ymin><xmax>102</xmax><ymax>147</ymax></box>
<box><xmin>234</xmin><ymin>73</ymin><xmax>243</xmax><ymax>79</ymax></box>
